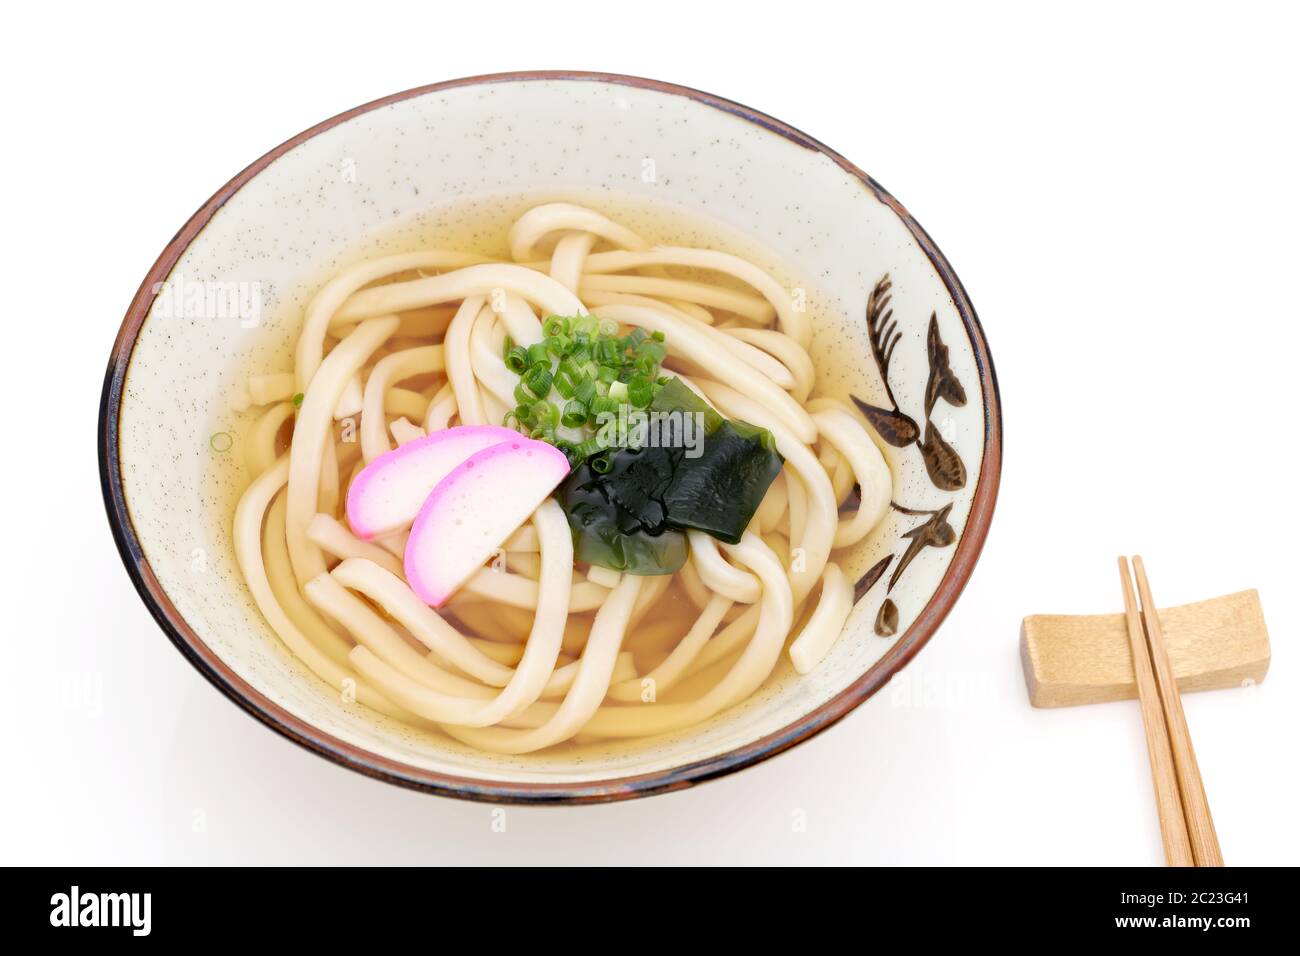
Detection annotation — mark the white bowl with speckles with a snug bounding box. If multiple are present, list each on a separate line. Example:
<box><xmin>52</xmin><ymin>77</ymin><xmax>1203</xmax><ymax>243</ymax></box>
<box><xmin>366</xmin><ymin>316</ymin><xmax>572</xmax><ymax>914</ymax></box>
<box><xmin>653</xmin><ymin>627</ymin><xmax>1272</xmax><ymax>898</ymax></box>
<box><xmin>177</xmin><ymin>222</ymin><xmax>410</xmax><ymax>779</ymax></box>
<box><xmin>100</xmin><ymin>72</ymin><xmax>1001</xmax><ymax>803</ymax></box>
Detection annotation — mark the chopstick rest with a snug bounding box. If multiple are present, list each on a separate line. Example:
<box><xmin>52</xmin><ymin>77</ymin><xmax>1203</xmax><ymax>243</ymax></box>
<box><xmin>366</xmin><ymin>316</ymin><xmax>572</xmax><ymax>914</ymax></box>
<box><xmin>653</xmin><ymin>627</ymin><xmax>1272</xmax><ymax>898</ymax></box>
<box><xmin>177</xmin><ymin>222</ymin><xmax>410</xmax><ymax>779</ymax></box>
<box><xmin>1021</xmin><ymin>590</ymin><xmax>1269</xmax><ymax>708</ymax></box>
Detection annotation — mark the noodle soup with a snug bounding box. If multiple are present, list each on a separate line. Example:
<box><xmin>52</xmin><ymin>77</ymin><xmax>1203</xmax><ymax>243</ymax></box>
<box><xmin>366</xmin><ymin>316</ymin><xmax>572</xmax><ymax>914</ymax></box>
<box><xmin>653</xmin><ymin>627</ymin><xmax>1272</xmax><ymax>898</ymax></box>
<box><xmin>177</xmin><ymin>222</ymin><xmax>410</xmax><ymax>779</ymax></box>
<box><xmin>224</xmin><ymin>191</ymin><xmax>894</xmax><ymax>755</ymax></box>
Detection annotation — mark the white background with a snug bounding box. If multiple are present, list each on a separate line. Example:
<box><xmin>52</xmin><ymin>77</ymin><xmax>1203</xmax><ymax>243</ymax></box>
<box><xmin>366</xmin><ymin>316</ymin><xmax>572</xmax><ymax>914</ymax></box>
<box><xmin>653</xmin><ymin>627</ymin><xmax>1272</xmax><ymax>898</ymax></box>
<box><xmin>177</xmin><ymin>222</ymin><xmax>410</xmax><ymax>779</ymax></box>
<box><xmin>4</xmin><ymin>1</ymin><xmax>1296</xmax><ymax>865</ymax></box>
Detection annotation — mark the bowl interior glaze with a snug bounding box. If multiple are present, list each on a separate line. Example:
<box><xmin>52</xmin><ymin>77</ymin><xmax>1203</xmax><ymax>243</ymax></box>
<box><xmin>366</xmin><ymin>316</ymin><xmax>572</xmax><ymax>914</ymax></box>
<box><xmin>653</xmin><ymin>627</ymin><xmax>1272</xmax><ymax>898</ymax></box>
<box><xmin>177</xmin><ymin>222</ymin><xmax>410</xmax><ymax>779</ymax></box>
<box><xmin>101</xmin><ymin>73</ymin><xmax>1000</xmax><ymax>802</ymax></box>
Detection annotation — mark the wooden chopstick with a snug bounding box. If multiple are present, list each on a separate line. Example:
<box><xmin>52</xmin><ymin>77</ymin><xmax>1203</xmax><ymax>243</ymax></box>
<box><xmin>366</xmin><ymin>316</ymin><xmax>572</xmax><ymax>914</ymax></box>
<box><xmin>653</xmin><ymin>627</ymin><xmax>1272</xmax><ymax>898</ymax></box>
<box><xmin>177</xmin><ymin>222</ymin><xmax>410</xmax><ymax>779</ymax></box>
<box><xmin>1132</xmin><ymin>556</ymin><xmax>1225</xmax><ymax>867</ymax></box>
<box><xmin>1117</xmin><ymin>557</ymin><xmax>1194</xmax><ymax>866</ymax></box>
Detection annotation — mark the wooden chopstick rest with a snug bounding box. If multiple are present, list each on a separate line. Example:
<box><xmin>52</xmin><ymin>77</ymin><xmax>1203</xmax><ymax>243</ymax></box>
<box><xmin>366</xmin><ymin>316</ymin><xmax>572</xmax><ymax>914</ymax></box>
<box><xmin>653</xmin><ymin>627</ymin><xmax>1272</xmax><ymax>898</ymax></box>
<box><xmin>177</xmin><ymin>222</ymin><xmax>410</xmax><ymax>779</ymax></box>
<box><xmin>1021</xmin><ymin>590</ymin><xmax>1269</xmax><ymax>708</ymax></box>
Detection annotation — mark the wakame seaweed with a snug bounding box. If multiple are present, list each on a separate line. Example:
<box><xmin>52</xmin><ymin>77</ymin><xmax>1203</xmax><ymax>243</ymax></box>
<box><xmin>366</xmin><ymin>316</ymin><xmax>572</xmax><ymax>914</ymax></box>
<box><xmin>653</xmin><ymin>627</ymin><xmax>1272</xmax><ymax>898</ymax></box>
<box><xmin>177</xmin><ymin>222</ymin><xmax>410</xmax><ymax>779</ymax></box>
<box><xmin>655</xmin><ymin>417</ymin><xmax>783</xmax><ymax>543</ymax></box>
<box><xmin>557</xmin><ymin>458</ymin><xmax>689</xmax><ymax>575</ymax></box>
<box><xmin>556</xmin><ymin>379</ymin><xmax>784</xmax><ymax>574</ymax></box>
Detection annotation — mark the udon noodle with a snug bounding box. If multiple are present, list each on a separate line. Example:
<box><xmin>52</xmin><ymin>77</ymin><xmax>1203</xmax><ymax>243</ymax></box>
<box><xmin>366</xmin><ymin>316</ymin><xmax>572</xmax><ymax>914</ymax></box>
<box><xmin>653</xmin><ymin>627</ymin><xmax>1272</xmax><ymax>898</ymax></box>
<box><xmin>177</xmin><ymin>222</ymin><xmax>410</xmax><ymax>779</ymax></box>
<box><xmin>232</xmin><ymin>202</ymin><xmax>892</xmax><ymax>753</ymax></box>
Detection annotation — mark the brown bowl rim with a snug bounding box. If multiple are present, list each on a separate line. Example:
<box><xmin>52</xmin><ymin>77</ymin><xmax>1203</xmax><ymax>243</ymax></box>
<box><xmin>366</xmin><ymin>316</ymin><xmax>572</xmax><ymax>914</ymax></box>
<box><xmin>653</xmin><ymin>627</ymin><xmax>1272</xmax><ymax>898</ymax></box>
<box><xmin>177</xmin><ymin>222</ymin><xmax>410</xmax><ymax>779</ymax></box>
<box><xmin>98</xmin><ymin>70</ymin><xmax>1003</xmax><ymax>805</ymax></box>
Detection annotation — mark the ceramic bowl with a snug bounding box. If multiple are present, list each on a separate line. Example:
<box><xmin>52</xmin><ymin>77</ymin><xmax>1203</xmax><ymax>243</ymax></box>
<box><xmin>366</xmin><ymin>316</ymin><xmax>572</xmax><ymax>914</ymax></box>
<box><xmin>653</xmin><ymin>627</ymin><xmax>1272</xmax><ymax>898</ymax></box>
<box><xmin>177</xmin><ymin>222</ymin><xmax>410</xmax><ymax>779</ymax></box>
<box><xmin>100</xmin><ymin>72</ymin><xmax>1002</xmax><ymax>803</ymax></box>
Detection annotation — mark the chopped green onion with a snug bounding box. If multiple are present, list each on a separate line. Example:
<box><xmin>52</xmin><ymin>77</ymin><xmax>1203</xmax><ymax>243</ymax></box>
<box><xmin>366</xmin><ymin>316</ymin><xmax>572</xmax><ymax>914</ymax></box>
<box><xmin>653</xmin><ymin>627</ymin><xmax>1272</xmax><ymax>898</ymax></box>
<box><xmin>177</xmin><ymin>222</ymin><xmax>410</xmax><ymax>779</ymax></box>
<box><xmin>561</xmin><ymin>400</ymin><xmax>588</xmax><ymax>428</ymax></box>
<box><xmin>638</xmin><ymin>341</ymin><xmax>666</xmax><ymax>366</ymax></box>
<box><xmin>572</xmin><ymin>436</ymin><xmax>605</xmax><ymax>459</ymax></box>
<box><xmin>573</xmin><ymin>376</ymin><xmax>597</xmax><ymax>406</ymax></box>
<box><xmin>523</xmin><ymin>365</ymin><xmax>553</xmax><ymax>399</ymax></box>
<box><xmin>505</xmin><ymin>346</ymin><xmax>529</xmax><ymax>374</ymax></box>
<box><xmin>628</xmin><ymin>377</ymin><xmax>654</xmax><ymax>408</ymax></box>
<box><xmin>595</xmin><ymin>338</ymin><xmax>619</xmax><ymax>365</ymax></box>
<box><xmin>590</xmin><ymin>394</ymin><xmax>618</xmax><ymax>417</ymax></box>
<box><xmin>501</xmin><ymin>313</ymin><xmax>671</xmax><ymax>457</ymax></box>
<box><xmin>558</xmin><ymin>357</ymin><xmax>584</xmax><ymax>382</ymax></box>
<box><xmin>531</xmin><ymin>400</ymin><xmax>559</xmax><ymax>427</ymax></box>
<box><xmin>291</xmin><ymin>392</ymin><xmax>304</xmax><ymax>408</ymax></box>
